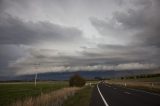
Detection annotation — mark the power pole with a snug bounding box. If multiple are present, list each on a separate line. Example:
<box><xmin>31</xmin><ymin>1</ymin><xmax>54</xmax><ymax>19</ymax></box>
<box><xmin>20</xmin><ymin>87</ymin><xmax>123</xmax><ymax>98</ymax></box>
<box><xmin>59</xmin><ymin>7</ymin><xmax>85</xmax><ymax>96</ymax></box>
<box><xmin>34</xmin><ymin>63</ymin><xmax>39</xmax><ymax>87</ymax></box>
<box><xmin>35</xmin><ymin>72</ymin><xmax>37</xmax><ymax>87</ymax></box>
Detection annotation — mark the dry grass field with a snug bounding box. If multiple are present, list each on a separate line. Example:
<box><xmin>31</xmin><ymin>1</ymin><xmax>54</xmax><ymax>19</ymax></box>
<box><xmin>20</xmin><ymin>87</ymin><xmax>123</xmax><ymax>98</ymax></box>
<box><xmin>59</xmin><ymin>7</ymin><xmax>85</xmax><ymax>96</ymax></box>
<box><xmin>12</xmin><ymin>87</ymin><xmax>80</xmax><ymax>106</ymax></box>
<box><xmin>106</xmin><ymin>77</ymin><xmax>160</xmax><ymax>93</ymax></box>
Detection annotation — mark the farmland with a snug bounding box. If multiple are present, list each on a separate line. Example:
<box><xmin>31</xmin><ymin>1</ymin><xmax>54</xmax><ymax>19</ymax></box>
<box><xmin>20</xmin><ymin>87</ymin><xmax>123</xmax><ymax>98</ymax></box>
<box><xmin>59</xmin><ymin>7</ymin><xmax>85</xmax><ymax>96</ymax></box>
<box><xmin>107</xmin><ymin>76</ymin><xmax>160</xmax><ymax>93</ymax></box>
<box><xmin>0</xmin><ymin>81</ymin><xmax>68</xmax><ymax>106</ymax></box>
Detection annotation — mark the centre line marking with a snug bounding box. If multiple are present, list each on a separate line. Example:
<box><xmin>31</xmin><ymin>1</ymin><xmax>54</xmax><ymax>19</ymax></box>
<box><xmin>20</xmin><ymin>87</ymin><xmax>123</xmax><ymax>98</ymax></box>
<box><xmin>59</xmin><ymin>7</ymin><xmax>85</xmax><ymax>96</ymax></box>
<box><xmin>124</xmin><ymin>92</ymin><xmax>131</xmax><ymax>94</ymax></box>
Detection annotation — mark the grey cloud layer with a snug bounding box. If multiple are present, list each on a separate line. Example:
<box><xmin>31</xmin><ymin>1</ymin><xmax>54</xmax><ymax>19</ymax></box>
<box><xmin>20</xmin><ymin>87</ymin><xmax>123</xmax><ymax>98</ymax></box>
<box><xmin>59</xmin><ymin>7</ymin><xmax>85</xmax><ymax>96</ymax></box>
<box><xmin>90</xmin><ymin>0</ymin><xmax>160</xmax><ymax>62</ymax></box>
<box><xmin>0</xmin><ymin>13</ymin><xmax>83</xmax><ymax>75</ymax></box>
<box><xmin>0</xmin><ymin>1</ymin><xmax>84</xmax><ymax>75</ymax></box>
<box><xmin>0</xmin><ymin>0</ymin><xmax>160</xmax><ymax>76</ymax></box>
<box><xmin>0</xmin><ymin>14</ymin><xmax>83</xmax><ymax>45</ymax></box>
<box><xmin>91</xmin><ymin>0</ymin><xmax>160</xmax><ymax>47</ymax></box>
<box><xmin>10</xmin><ymin>47</ymin><xmax>157</xmax><ymax>75</ymax></box>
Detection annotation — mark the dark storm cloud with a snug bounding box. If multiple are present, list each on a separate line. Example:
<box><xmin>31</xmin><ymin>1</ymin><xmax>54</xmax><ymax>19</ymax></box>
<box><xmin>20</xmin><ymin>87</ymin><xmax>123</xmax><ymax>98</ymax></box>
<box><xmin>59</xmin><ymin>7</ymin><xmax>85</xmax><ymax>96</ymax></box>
<box><xmin>0</xmin><ymin>13</ymin><xmax>83</xmax><ymax>75</ymax></box>
<box><xmin>0</xmin><ymin>44</ymin><xmax>28</xmax><ymax>75</ymax></box>
<box><xmin>0</xmin><ymin>0</ymin><xmax>160</xmax><ymax>76</ymax></box>
<box><xmin>0</xmin><ymin>13</ymin><xmax>83</xmax><ymax>45</ymax></box>
<box><xmin>81</xmin><ymin>44</ymin><xmax>158</xmax><ymax>64</ymax></box>
<box><xmin>0</xmin><ymin>0</ymin><xmax>84</xmax><ymax>76</ymax></box>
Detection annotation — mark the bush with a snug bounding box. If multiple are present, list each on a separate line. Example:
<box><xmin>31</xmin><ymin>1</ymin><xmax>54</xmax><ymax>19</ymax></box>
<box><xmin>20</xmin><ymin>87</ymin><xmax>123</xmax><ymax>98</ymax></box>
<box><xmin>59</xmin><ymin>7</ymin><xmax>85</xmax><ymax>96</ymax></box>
<box><xmin>69</xmin><ymin>74</ymin><xmax>86</xmax><ymax>87</ymax></box>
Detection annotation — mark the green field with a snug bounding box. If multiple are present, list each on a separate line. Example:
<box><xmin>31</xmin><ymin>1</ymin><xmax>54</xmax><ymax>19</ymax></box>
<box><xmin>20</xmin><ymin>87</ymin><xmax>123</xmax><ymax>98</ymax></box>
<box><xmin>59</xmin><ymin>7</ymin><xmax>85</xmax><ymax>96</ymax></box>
<box><xmin>0</xmin><ymin>81</ymin><xmax>68</xmax><ymax>106</ymax></box>
<box><xmin>63</xmin><ymin>86</ymin><xmax>93</xmax><ymax>106</ymax></box>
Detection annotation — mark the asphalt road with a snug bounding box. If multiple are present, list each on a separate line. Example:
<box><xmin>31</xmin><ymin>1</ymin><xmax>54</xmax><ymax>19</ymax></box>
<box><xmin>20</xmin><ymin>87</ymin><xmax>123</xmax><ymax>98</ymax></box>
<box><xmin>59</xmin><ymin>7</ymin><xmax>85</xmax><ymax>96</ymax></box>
<box><xmin>90</xmin><ymin>83</ymin><xmax>160</xmax><ymax>106</ymax></box>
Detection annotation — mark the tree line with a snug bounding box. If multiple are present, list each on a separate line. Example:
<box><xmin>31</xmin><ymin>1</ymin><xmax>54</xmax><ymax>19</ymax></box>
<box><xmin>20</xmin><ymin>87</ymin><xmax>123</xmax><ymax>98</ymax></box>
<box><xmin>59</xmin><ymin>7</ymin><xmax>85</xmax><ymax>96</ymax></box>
<box><xmin>120</xmin><ymin>73</ymin><xmax>160</xmax><ymax>80</ymax></box>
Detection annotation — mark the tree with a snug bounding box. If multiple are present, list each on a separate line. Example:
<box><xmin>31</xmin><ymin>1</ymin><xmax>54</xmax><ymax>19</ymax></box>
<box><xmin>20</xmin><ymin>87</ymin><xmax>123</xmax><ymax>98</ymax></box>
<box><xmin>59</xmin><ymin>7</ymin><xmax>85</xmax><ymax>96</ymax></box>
<box><xmin>69</xmin><ymin>74</ymin><xmax>86</xmax><ymax>87</ymax></box>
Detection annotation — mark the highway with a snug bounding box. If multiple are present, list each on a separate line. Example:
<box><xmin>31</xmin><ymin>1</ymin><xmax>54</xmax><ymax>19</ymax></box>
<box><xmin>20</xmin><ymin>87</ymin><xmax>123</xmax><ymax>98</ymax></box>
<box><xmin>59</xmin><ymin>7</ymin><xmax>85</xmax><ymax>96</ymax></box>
<box><xmin>90</xmin><ymin>83</ymin><xmax>160</xmax><ymax>106</ymax></box>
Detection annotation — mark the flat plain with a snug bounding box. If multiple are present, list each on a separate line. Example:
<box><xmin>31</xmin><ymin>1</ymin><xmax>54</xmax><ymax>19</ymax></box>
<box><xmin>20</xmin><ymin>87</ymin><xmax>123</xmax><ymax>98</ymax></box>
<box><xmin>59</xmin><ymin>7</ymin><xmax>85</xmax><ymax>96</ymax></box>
<box><xmin>107</xmin><ymin>77</ymin><xmax>160</xmax><ymax>93</ymax></box>
<box><xmin>0</xmin><ymin>81</ymin><xmax>68</xmax><ymax>106</ymax></box>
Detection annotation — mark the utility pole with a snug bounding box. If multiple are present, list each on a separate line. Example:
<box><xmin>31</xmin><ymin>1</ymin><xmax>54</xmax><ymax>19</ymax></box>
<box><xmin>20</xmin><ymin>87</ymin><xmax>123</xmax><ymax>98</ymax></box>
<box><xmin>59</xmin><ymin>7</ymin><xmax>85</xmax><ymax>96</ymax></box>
<box><xmin>35</xmin><ymin>72</ymin><xmax>37</xmax><ymax>87</ymax></box>
<box><xmin>34</xmin><ymin>63</ymin><xmax>39</xmax><ymax>87</ymax></box>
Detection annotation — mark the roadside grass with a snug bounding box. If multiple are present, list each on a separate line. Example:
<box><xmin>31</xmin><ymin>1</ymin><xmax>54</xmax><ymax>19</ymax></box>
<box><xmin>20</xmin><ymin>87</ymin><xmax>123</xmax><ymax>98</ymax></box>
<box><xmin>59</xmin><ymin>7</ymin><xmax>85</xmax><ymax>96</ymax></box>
<box><xmin>107</xmin><ymin>77</ymin><xmax>160</xmax><ymax>94</ymax></box>
<box><xmin>63</xmin><ymin>86</ymin><xmax>93</xmax><ymax>106</ymax></box>
<box><xmin>12</xmin><ymin>87</ymin><xmax>80</xmax><ymax>106</ymax></box>
<box><xmin>0</xmin><ymin>81</ymin><xmax>68</xmax><ymax>106</ymax></box>
<box><xmin>125</xmin><ymin>85</ymin><xmax>160</xmax><ymax>94</ymax></box>
<box><xmin>86</xmin><ymin>80</ymin><xmax>98</xmax><ymax>83</ymax></box>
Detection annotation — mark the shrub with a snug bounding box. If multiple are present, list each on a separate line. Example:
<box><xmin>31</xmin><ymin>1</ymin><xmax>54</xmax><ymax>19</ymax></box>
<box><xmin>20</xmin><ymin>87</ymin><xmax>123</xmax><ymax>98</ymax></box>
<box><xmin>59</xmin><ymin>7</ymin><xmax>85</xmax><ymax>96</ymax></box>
<box><xmin>69</xmin><ymin>74</ymin><xmax>86</xmax><ymax>87</ymax></box>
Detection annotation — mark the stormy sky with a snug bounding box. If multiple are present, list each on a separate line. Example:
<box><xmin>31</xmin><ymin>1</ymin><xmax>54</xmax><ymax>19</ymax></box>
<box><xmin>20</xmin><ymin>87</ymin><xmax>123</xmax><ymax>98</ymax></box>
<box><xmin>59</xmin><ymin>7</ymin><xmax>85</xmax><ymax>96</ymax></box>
<box><xmin>0</xmin><ymin>0</ymin><xmax>160</xmax><ymax>76</ymax></box>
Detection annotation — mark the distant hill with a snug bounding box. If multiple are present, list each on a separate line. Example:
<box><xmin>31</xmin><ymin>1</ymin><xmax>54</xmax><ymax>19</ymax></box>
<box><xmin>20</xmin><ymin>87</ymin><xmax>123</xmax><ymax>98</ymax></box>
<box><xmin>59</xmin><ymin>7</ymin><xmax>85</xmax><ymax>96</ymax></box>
<box><xmin>0</xmin><ymin>69</ymin><xmax>160</xmax><ymax>81</ymax></box>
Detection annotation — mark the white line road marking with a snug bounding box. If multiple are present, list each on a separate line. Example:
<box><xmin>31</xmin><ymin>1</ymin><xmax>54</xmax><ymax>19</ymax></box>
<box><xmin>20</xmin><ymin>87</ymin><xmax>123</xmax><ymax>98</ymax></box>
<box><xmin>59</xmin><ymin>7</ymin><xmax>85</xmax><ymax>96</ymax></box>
<box><xmin>124</xmin><ymin>92</ymin><xmax>131</xmax><ymax>94</ymax></box>
<box><xmin>97</xmin><ymin>84</ymin><xmax>109</xmax><ymax>106</ymax></box>
<box><xmin>105</xmin><ymin>85</ymin><xmax>111</xmax><ymax>87</ymax></box>
<box><xmin>127</xmin><ymin>88</ymin><xmax>160</xmax><ymax>97</ymax></box>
